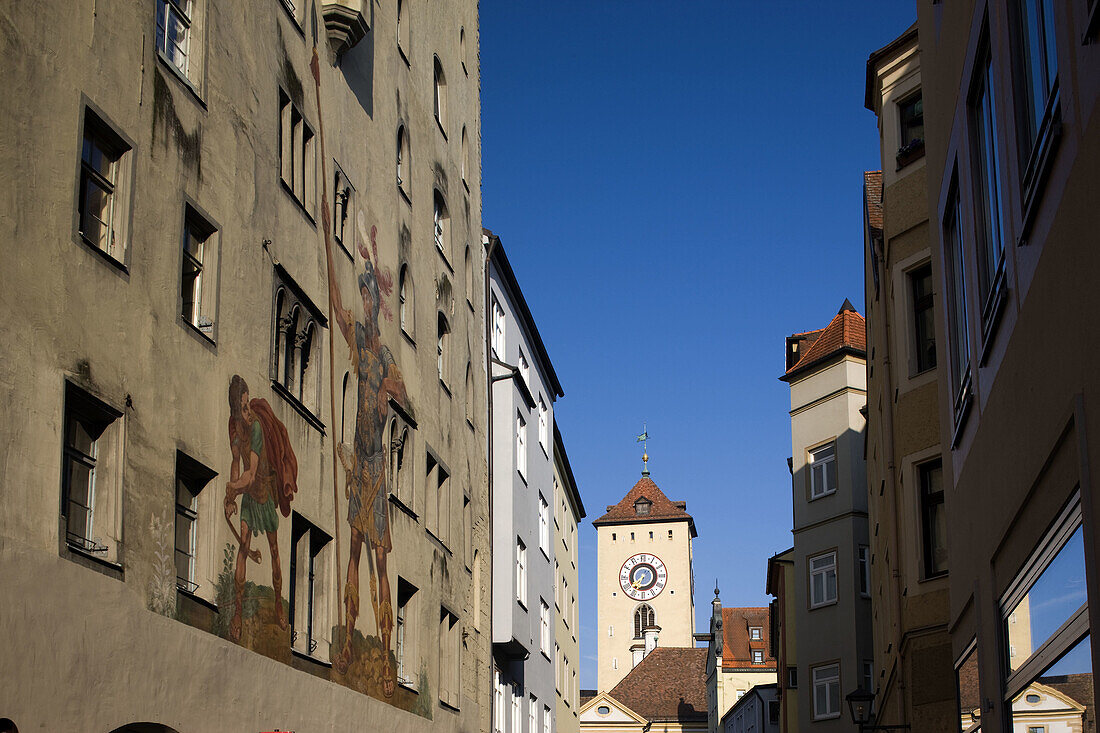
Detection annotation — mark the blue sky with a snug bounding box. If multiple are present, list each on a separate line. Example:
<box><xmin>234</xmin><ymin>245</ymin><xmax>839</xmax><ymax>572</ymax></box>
<box><xmin>480</xmin><ymin>1</ymin><xmax>919</xmax><ymax>688</ymax></box>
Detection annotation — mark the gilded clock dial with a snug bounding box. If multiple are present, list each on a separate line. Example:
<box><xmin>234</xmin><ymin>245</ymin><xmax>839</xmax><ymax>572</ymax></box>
<box><xmin>619</xmin><ymin>553</ymin><xmax>668</xmax><ymax>601</ymax></box>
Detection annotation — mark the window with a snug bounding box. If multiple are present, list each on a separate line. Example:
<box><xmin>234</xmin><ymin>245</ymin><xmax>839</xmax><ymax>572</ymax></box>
<box><xmin>1012</xmin><ymin>0</ymin><xmax>1059</xmax><ymax>180</ymax></box>
<box><xmin>395</xmin><ymin>578</ymin><xmax>418</xmax><ymax>686</ymax></box>
<box><xmin>634</xmin><ymin>498</ymin><xmax>651</xmax><ymax>516</ymax></box>
<box><xmin>61</xmin><ymin>383</ymin><xmax>123</xmax><ymax>561</ymax></box>
<box><xmin>539</xmin><ymin>494</ymin><xmax>550</xmax><ymax>556</ymax></box>
<box><xmin>788</xmin><ymin>666</ymin><xmax>798</xmax><ymax>688</ymax></box>
<box><xmin>511</xmin><ymin>683</ymin><xmax>521</xmax><ymax>733</ymax></box>
<box><xmin>333</xmin><ymin>164</ymin><xmax>353</xmax><ymax>256</ymax></box>
<box><xmin>516</xmin><ymin>414</ymin><xmax>527</xmax><ymax>478</ymax></box>
<box><xmin>437</xmin><ymin>313</ymin><xmax>450</xmax><ymax>386</ymax></box>
<box><xmin>464</xmin><ymin>363</ymin><xmax>475</xmax><ymax>426</ymax></box>
<box><xmin>812</xmin><ymin>663</ymin><xmax>841</xmax><ymax>719</ymax></box>
<box><xmin>290</xmin><ymin>513</ymin><xmax>332</xmax><ymax>658</ymax></box>
<box><xmin>752</xmin><ymin>649</ymin><xmax>765</xmax><ymax>664</ymax></box>
<box><xmin>461</xmin><ymin>126</ymin><xmax>470</xmax><ymax>184</ymax></box>
<box><xmin>491</xmin><ymin>297</ymin><xmax>505</xmax><ymax>357</ymax></box>
<box><xmin>944</xmin><ymin>182</ymin><xmax>972</xmax><ymax>430</ymax></box>
<box><xmin>396</xmin><ymin>0</ymin><xmax>408</xmax><ymax>56</ymax></box>
<box><xmin>174</xmin><ymin>452</ymin><xmax>215</xmax><ymax>594</ymax></box>
<box><xmin>399</xmin><ymin>265</ymin><xmax>414</xmax><ymax>338</ymax></box>
<box><xmin>518</xmin><ymin>349</ymin><xmax>530</xmax><ymax>387</ymax></box>
<box><xmin>435</xmin><ymin>461</ymin><xmax>450</xmax><ymax>546</ymax></box>
<box><xmin>809</xmin><ymin>552</ymin><xmax>838</xmax><ymax>608</ymax></box>
<box><xmin>634</xmin><ymin>604</ymin><xmax>655</xmax><ymax>638</ymax></box>
<box><xmin>433</xmin><ymin>190</ymin><xmax>449</xmax><ymax>254</ymax></box>
<box><xmin>910</xmin><ymin>263</ymin><xmax>937</xmax><ymax>373</ymax></box>
<box><xmin>543</xmin><ymin>704</ymin><xmax>551</xmax><ymax>733</ymax></box>
<box><xmin>433</xmin><ymin>57</ymin><xmax>447</xmax><ymax>131</ymax></box>
<box><xmin>493</xmin><ymin>667</ymin><xmax>505</xmax><ymax>733</ymax></box>
<box><xmin>919</xmin><ymin>459</ymin><xmax>947</xmax><ymax>577</ymax></box>
<box><xmin>279</xmin><ymin>91</ymin><xmax>316</xmax><ymax>214</ymax></box>
<box><xmin>534</xmin><ymin>396</ymin><xmax>547</xmax><ymax>449</ymax></box>
<box><xmin>969</xmin><ymin>45</ymin><xmax>1007</xmax><ymax>330</ymax></box>
<box><xmin>899</xmin><ymin>92</ymin><xmax>924</xmax><ymax>147</ymax></box>
<box><xmin>460</xmin><ymin>27</ymin><xmax>468</xmax><ymax>74</ymax></box>
<box><xmin>272</xmin><ymin>273</ymin><xmax>324</xmax><ymax>416</ymax></box>
<box><xmin>155</xmin><ymin>0</ymin><xmax>192</xmax><ymax>78</ymax></box>
<box><xmin>540</xmin><ymin>599</ymin><xmax>551</xmax><ymax>653</ymax></box>
<box><xmin>516</xmin><ymin>538</ymin><xmax>527</xmax><ymax>606</ymax></box>
<box><xmin>396</xmin><ymin>125</ymin><xmax>410</xmax><ymax>193</ymax></box>
<box><xmin>388</xmin><ymin>419</ymin><xmax>412</xmax><ymax>508</ymax></box>
<box><xmin>463</xmin><ymin>493</ymin><xmax>472</xmax><ymax>567</ymax></box>
<box><xmin>77</xmin><ymin>109</ymin><xmax>131</xmax><ymax>262</ymax></box>
<box><xmin>529</xmin><ymin>695</ymin><xmax>538</xmax><ymax>733</ymax></box>
<box><xmin>809</xmin><ymin>442</ymin><xmax>838</xmax><ymax>498</ymax></box>
<box><xmin>668</xmin><ymin>529</ymin><xmax>673</xmax><ymax>539</ymax></box>
<box><xmin>425</xmin><ymin>452</ymin><xmax>448</xmax><ymax>541</ymax></box>
<box><xmin>956</xmin><ymin>642</ymin><xmax>981</xmax><ymax>731</ymax></box>
<box><xmin>180</xmin><ymin>205</ymin><xmax>218</xmax><ymax>337</ymax></box>
<box><xmin>858</xmin><ymin>545</ymin><xmax>871</xmax><ymax>596</ymax></box>
<box><xmin>463</xmin><ymin>244</ymin><xmax>474</xmax><ymax>303</ymax></box>
<box><xmin>439</xmin><ymin>607</ymin><xmax>460</xmax><ymax>709</ymax></box>
<box><xmin>750</xmin><ymin>627</ymin><xmax>762</xmax><ymax>640</ymax></box>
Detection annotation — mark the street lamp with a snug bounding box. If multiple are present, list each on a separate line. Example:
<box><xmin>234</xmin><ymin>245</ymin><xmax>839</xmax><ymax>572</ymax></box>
<box><xmin>845</xmin><ymin>688</ymin><xmax>910</xmax><ymax>732</ymax></box>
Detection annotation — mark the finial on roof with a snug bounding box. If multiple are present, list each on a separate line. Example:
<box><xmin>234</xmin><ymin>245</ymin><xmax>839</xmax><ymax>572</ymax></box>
<box><xmin>714</xmin><ymin>581</ymin><xmax>720</xmax><ymax>599</ymax></box>
<box><xmin>636</xmin><ymin>423</ymin><xmax>650</xmax><ymax>476</ymax></box>
<box><xmin>839</xmin><ymin>298</ymin><xmax>857</xmax><ymax>314</ymax></box>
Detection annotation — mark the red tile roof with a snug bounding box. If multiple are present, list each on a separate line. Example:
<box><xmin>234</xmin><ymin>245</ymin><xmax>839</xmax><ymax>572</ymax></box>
<box><xmin>864</xmin><ymin>171</ymin><xmax>883</xmax><ymax>237</ymax></box>
<box><xmin>721</xmin><ymin>607</ymin><xmax>776</xmax><ymax>671</ymax></box>
<box><xmin>781</xmin><ymin>301</ymin><xmax>867</xmax><ymax>381</ymax></box>
<box><xmin>607</xmin><ymin>647</ymin><xmax>708</xmax><ymax>723</ymax></box>
<box><xmin>592</xmin><ymin>475</ymin><xmax>697</xmax><ymax>537</ymax></box>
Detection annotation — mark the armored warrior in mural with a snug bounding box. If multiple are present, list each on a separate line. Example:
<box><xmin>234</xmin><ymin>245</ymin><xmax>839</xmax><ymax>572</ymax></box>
<box><xmin>329</xmin><ymin>227</ymin><xmax>411</xmax><ymax>694</ymax></box>
<box><xmin>224</xmin><ymin>375</ymin><xmax>299</xmax><ymax>641</ymax></box>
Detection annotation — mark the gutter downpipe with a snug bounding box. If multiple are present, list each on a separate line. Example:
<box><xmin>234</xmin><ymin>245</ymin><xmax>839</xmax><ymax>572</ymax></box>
<box><xmin>875</xmin><ymin>228</ymin><xmax>909</xmax><ymax>726</ymax></box>
<box><xmin>484</xmin><ymin>233</ymin><xmax>497</xmax><ymax>676</ymax></box>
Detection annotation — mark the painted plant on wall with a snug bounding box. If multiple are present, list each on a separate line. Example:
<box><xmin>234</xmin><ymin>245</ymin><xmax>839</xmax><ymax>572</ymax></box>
<box><xmin>328</xmin><ymin>224</ymin><xmax>413</xmax><ymax>700</ymax></box>
<box><xmin>223</xmin><ymin>374</ymin><xmax>299</xmax><ymax>642</ymax></box>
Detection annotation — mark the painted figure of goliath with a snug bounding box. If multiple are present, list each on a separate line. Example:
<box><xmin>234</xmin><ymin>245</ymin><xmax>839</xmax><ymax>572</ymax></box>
<box><xmin>329</xmin><ymin>229</ymin><xmax>411</xmax><ymax>694</ymax></box>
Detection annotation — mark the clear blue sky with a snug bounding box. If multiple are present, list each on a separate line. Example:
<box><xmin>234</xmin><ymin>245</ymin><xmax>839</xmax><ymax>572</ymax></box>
<box><xmin>480</xmin><ymin>1</ymin><xmax>918</xmax><ymax>689</ymax></box>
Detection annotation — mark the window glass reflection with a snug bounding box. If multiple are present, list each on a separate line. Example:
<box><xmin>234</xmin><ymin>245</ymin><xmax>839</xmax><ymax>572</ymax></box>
<box><xmin>1009</xmin><ymin>634</ymin><xmax>1092</xmax><ymax>731</ymax></box>
<box><xmin>957</xmin><ymin>644</ymin><xmax>982</xmax><ymax>732</ymax></box>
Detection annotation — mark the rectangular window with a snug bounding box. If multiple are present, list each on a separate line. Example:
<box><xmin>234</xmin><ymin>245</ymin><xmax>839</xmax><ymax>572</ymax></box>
<box><xmin>969</xmin><ymin>46</ymin><xmax>1007</xmax><ymax>329</ymax></box>
<box><xmin>289</xmin><ymin>513</ymin><xmax>332</xmax><ymax>659</ymax></box>
<box><xmin>863</xmin><ymin>660</ymin><xmax>874</xmax><ymax>693</ymax></box>
<box><xmin>539</xmin><ymin>494</ymin><xmax>550</xmax><ymax>556</ymax></box>
<box><xmin>920</xmin><ymin>459</ymin><xmax>948</xmax><ymax>577</ymax></box>
<box><xmin>155</xmin><ymin>0</ymin><xmax>192</xmax><ymax>77</ymax></box>
<box><xmin>540</xmin><ymin>599</ymin><xmax>551</xmax><ymax>653</ymax></box>
<box><xmin>956</xmin><ymin>642</ymin><xmax>981</xmax><ymax>732</ymax></box>
<box><xmin>511</xmin><ymin>683</ymin><xmax>521</xmax><ymax>733</ymax></box>
<box><xmin>1013</xmin><ymin>0</ymin><xmax>1059</xmax><ymax>171</ymax></box>
<box><xmin>900</xmin><ymin>92</ymin><xmax>924</xmax><ymax>147</ymax></box>
<box><xmin>809</xmin><ymin>551</ymin><xmax>838</xmax><ymax>608</ymax></box>
<box><xmin>180</xmin><ymin>205</ymin><xmax>218</xmax><ymax>337</ymax></box>
<box><xmin>61</xmin><ymin>383</ymin><xmax>123</xmax><ymax>561</ymax></box>
<box><xmin>809</xmin><ymin>442</ymin><xmax>838</xmax><ymax>498</ymax></box>
<box><xmin>516</xmin><ymin>414</ymin><xmax>527</xmax><ymax>478</ymax></box>
<box><xmin>516</xmin><ymin>538</ymin><xmax>527</xmax><ymax>606</ymax></box>
<box><xmin>174</xmin><ymin>451</ymin><xmax>215</xmax><ymax>594</ymax></box>
<box><xmin>78</xmin><ymin>110</ymin><xmax>131</xmax><ymax>262</ymax></box>
<box><xmin>396</xmin><ymin>578</ymin><xmax>418</xmax><ymax>687</ymax></box>
<box><xmin>279</xmin><ymin>90</ymin><xmax>316</xmax><ymax>214</ymax></box>
<box><xmin>439</xmin><ymin>608</ymin><xmax>460</xmax><ymax>708</ymax></box>
<box><xmin>752</xmin><ymin>649</ymin><xmax>764</xmax><ymax>664</ymax></box>
<box><xmin>529</xmin><ymin>694</ymin><xmax>538</xmax><ymax>733</ymax></box>
<box><xmin>944</xmin><ymin>183</ymin><xmax>972</xmax><ymax>429</ymax></box>
<box><xmin>910</xmin><ymin>263</ymin><xmax>937</xmax><ymax>373</ymax></box>
<box><xmin>750</xmin><ymin>627</ymin><xmax>762</xmax><ymax>640</ymax></box>
<box><xmin>812</xmin><ymin>663</ymin><xmax>841</xmax><ymax>719</ymax></box>
<box><xmin>518</xmin><ymin>349</ymin><xmax>530</xmax><ymax>387</ymax></box>
<box><xmin>436</xmin><ymin>462</ymin><xmax>450</xmax><ymax>547</ymax></box>
<box><xmin>493</xmin><ymin>667</ymin><xmax>505</xmax><ymax>733</ymax></box>
<box><xmin>858</xmin><ymin>545</ymin><xmax>871</xmax><ymax>596</ymax></box>
<box><xmin>538</xmin><ymin>397</ymin><xmax>549</xmax><ymax>450</ymax></box>
<box><xmin>788</xmin><ymin>666</ymin><xmax>798</xmax><ymax>688</ymax></box>
<box><xmin>463</xmin><ymin>493</ymin><xmax>472</xmax><ymax>568</ymax></box>
<box><xmin>333</xmin><ymin>163</ymin><xmax>353</xmax><ymax>256</ymax></box>
<box><xmin>491</xmin><ymin>297</ymin><xmax>505</xmax><ymax>357</ymax></box>
<box><xmin>543</xmin><ymin>704</ymin><xmax>552</xmax><ymax>733</ymax></box>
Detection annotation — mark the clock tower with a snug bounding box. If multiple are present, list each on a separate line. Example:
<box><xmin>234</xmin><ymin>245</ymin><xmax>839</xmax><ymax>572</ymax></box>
<box><xmin>593</xmin><ymin>469</ymin><xmax>697</xmax><ymax>692</ymax></box>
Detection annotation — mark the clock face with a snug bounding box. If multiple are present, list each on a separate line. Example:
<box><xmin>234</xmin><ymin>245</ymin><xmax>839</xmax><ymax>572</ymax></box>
<box><xmin>620</xmin><ymin>553</ymin><xmax>668</xmax><ymax>601</ymax></box>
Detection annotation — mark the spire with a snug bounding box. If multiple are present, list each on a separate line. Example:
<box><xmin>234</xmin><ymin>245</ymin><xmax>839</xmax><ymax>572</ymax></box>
<box><xmin>636</xmin><ymin>423</ymin><xmax>650</xmax><ymax>476</ymax></box>
<box><xmin>839</xmin><ymin>297</ymin><xmax>857</xmax><ymax>314</ymax></box>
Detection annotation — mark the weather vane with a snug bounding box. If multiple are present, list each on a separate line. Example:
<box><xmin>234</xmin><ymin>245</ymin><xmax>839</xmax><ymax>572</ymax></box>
<box><xmin>636</xmin><ymin>422</ymin><xmax>650</xmax><ymax>476</ymax></box>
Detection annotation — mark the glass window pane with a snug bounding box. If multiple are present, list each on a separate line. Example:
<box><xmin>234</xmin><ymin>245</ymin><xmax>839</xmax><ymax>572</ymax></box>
<box><xmin>175</xmin><ymin>547</ymin><xmax>192</xmax><ymax>580</ymax></box>
<box><xmin>1004</xmin><ymin>526</ymin><xmax>1087</xmax><ymax>673</ymax></box>
<box><xmin>175</xmin><ymin>513</ymin><xmax>193</xmax><ymax>552</ymax></box>
<box><xmin>1009</xmin><ymin>634</ymin><xmax>1091</xmax><ymax>729</ymax></box>
<box><xmin>957</xmin><ymin>645</ymin><xmax>982</xmax><ymax>731</ymax></box>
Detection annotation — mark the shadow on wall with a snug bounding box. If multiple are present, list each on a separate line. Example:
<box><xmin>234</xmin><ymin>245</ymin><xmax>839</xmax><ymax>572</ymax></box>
<box><xmin>110</xmin><ymin>725</ymin><xmax>181</xmax><ymax>733</ymax></box>
<box><xmin>340</xmin><ymin>1</ymin><xmax>375</xmax><ymax>120</ymax></box>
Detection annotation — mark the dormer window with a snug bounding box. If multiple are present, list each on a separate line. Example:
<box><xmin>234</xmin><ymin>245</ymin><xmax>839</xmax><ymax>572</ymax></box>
<box><xmin>750</xmin><ymin>627</ymin><xmax>762</xmax><ymax>640</ymax></box>
<box><xmin>634</xmin><ymin>498</ymin><xmax>651</xmax><ymax>516</ymax></box>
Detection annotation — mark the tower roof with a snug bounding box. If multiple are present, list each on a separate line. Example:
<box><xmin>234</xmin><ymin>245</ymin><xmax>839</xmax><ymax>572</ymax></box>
<box><xmin>780</xmin><ymin>301</ymin><xmax>867</xmax><ymax>382</ymax></box>
<box><xmin>592</xmin><ymin>475</ymin><xmax>697</xmax><ymax>537</ymax></box>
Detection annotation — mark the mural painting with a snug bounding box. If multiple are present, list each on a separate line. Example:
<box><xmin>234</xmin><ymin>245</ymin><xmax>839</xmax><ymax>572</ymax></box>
<box><xmin>327</xmin><ymin>225</ymin><xmax>414</xmax><ymax>702</ymax></box>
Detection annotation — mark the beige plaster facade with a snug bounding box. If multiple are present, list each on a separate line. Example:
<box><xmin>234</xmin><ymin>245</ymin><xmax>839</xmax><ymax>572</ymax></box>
<box><xmin>861</xmin><ymin>24</ymin><xmax>955</xmax><ymax>733</ymax></box>
<box><xmin>0</xmin><ymin>1</ymin><xmax>490</xmax><ymax>731</ymax></box>
<box><xmin>593</xmin><ymin>475</ymin><xmax>696</xmax><ymax>693</ymax></box>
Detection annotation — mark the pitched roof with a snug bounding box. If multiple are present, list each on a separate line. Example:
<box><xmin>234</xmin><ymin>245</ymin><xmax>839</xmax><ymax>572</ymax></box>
<box><xmin>607</xmin><ymin>647</ymin><xmax>708</xmax><ymax>723</ymax></box>
<box><xmin>781</xmin><ymin>301</ymin><xmax>867</xmax><ymax>381</ymax></box>
<box><xmin>592</xmin><ymin>475</ymin><xmax>697</xmax><ymax>537</ymax></box>
<box><xmin>721</xmin><ymin>607</ymin><xmax>776</xmax><ymax>671</ymax></box>
<box><xmin>864</xmin><ymin>171</ymin><xmax>883</xmax><ymax>238</ymax></box>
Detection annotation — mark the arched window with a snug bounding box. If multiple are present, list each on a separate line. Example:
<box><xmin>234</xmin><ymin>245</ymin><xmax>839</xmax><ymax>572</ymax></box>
<box><xmin>473</xmin><ymin>548</ymin><xmax>481</xmax><ymax>627</ymax></box>
<box><xmin>465</xmin><ymin>361</ymin><xmax>474</xmax><ymax>424</ymax></box>
<box><xmin>283</xmin><ymin>305</ymin><xmax>300</xmax><ymax>392</ymax></box>
<box><xmin>461</xmin><ymin>126</ymin><xmax>469</xmax><ymax>184</ymax></box>
<box><xmin>634</xmin><ymin>604</ymin><xmax>655</xmax><ymax>639</ymax></box>
<box><xmin>396</xmin><ymin>0</ymin><xmax>408</xmax><ymax>54</ymax></box>
<box><xmin>399</xmin><ymin>264</ymin><xmax>413</xmax><ymax>337</ymax></box>
<box><xmin>274</xmin><ymin>287</ymin><xmax>288</xmax><ymax>378</ymax></box>
<box><xmin>460</xmin><ymin>27</ymin><xmax>467</xmax><ymax>74</ymax></box>
<box><xmin>341</xmin><ymin>371</ymin><xmax>351</xmax><ymax>443</ymax></box>
<box><xmin>433</xmin><ymin>56</ymin><xmax>447</xmax><ymax>129</ymax></box>
<box><xmin>297</xmin><ymin>320</ymin><xmax>315</xmax><ymax>406</ymax></box>
<box><xmin>433</xmin><ymin>190</ymin><xmax>449</xmax><ymax>254</ymax></box>
<box><xmin>396</xmin><ymin>125</ymin><xmax>409</xmax><ymax>191</ymax></box>
<box><xmin>464</xmin><ymin>243</ymin><xmax>473</xmax><ymax>302</ymax></box>
<box><xmin>437</xmin><ymin>313</ymin><xmax>450</xmax><ymax>385</ymax></box>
